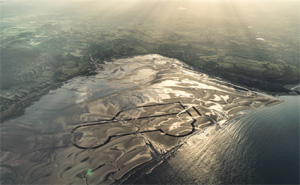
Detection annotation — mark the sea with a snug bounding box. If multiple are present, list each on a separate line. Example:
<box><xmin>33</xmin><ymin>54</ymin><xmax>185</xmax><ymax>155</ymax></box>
<box><xmin>128</xmin><ymin>96</ymin><xmax>300</xmax><ymax>184</ymax></box>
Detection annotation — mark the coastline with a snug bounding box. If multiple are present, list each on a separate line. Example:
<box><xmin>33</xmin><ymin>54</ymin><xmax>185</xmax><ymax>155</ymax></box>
<box><xmin>0</xmin><ymin>54</ymin><xmax>298</xmax><ymax>123</ymax></box>
<box><xmin>158</xmin><ymin>53</ymin><xmax>299</xmax><ymax>95</ymax></box>
<box><xmin>0</xmin><ymin>54</ymin><xmax>284</xmax><ymax>184</ymax></box>
<box><xmin>123</xmin><ymin>96</ymin><xmax>299</xmax><ymax>184</ymax></box>
<box><xmin>0</xmin><ymin>65</ymin><xmax>97</xmax><ymax>123</ymax></box>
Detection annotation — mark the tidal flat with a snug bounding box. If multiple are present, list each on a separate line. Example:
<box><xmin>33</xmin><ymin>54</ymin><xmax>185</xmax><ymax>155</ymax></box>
<box><xmin>1</xmin><ymin>1</ymin><xmax>299</xmax><ymax>184</ymax></box>
<box><xmin>1</xmin><ymin>0</ymin><xmax>299</xmax><ymax>122</ymax></box>
<box><xmin>0</xmin><ymin>55</ymin><xmax>282</xmax><ymax>184</ymax></box>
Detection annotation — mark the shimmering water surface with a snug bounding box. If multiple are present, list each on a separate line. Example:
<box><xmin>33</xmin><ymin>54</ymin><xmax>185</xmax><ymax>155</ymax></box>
<box><xmin>0</xmin><ymin>55</ymin><xmax>292</xmax><ymax>184</ymax></box>
<box><xmin>128</xmin><ymin>96</ymin><xmax>300</xmax><ymax>184</ymax></box>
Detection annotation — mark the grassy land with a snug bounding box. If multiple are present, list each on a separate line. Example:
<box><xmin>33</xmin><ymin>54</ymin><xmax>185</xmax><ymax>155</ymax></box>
<box><xmin>1</xmin><ymin>0</ymin><xmax>299</xmax><ymax>120</ymax></box>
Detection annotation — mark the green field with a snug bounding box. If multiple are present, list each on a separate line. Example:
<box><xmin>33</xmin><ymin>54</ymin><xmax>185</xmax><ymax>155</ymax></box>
<box><xmin>1</xmin><ymin>0</ymin><xmax>299</xmax><ymax>119</ymax></box>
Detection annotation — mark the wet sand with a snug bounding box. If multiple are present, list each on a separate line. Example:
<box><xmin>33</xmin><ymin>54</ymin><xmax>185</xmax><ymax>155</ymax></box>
<box><xmin>0</xmin><ymin>54</ymin><xmax>282</xmax><ymax>184</ymax></box>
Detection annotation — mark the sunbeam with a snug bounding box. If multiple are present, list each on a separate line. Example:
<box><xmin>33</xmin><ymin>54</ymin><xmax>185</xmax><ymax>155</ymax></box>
<box><xmin>1</xmin><ymin>0</ymin><xmax>299</xmax><ymax>184</ymax></box>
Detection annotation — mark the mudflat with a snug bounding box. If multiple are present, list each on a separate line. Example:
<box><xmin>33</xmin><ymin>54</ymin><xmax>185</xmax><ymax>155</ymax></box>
<box><xmin>0</xmin><ymin>55</ymin><xmax>281</xmax><ymax>184</ymax></box>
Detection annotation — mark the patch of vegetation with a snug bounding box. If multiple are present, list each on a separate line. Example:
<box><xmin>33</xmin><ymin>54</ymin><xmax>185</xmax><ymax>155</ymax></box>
<box><xmin>1</xmin><ymin>0</ymin><xmax>299</xmax><ymax>120</ymax></box>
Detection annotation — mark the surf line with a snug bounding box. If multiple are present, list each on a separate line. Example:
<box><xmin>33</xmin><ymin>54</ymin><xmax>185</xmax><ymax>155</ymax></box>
<box><xmin>71</xmin><ymin>102</ymin><xmax>204</xmax><ymax>150</ymax></box>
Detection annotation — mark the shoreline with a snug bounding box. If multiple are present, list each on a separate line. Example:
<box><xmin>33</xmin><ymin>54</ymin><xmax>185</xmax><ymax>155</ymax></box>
<box><xmin>158</xmin><ymin>53</ymin><xmax>299</xmax><ymax>96</ymax></box>
<box><xmin>0</xmin><ymin>54</ymin><xmax>296</xmax><ymax>184</ymax></box>
<box><xmin>0</xmin><ymin>66</ymin><xmax>97</xmax><ymax>123</ymax></box>
<box><xmin>0</xmin><ymin>54</ymin><xmax>299</xmax><ymax>123</ymax></box>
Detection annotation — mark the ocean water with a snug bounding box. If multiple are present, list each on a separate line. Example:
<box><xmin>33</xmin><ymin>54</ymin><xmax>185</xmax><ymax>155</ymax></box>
<box><xmin>129</xmin><ymin>96</ymin><xmax>300</xmax><ymax>184</ymax></box>
<box><xmin>0</xmin><ymin>55</ymin><xmax>297</xmax><ymax>184</ymax></box>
